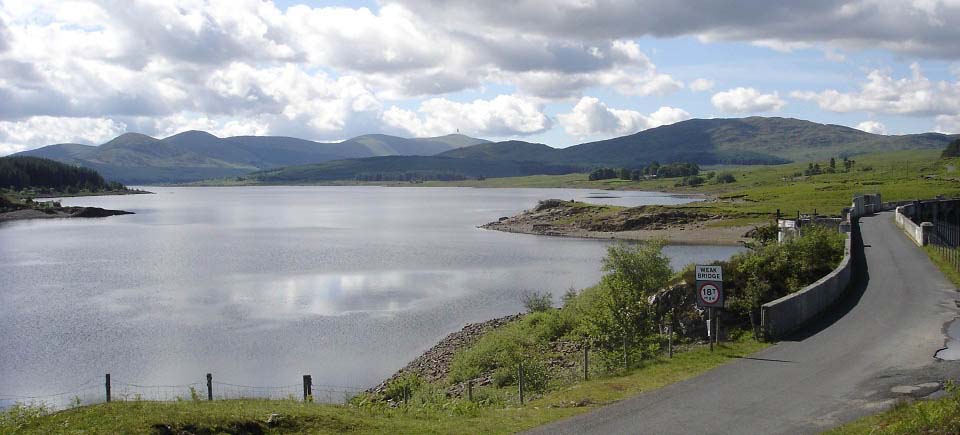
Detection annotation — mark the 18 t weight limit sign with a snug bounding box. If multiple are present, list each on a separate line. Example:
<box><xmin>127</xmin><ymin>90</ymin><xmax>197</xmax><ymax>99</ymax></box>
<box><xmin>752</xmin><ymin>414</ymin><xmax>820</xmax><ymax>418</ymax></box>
<box><xmin>695</xmin><ymin>265</ymin><xmax>723</xmax><ymax>308</ymax></box>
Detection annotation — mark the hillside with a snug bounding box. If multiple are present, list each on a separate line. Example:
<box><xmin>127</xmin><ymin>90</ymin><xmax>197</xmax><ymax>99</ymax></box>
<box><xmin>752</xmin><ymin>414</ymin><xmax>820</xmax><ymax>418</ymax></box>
<box><xmin>16</xmin><ymin>132</ymin><xmax>487</xmax><ymax>184</ymax></box>
<box><xmin>555</xmin><ymin>117</ymin><xmax>955</xmax><ymax>166</ymax></box>
<box><xmin>248</xmin><ymin>155</ymin><xmax>582</xmax><ymax>183</ymax></box>
<box><xmin>437</xmin><ymin>140</ymin><xmax>561</xmax><ymax>162</ymax></box>
<box><xmin>0</xmin><ymin>156</ymin><xmax>124</xmax><ymax>192</ymax></box>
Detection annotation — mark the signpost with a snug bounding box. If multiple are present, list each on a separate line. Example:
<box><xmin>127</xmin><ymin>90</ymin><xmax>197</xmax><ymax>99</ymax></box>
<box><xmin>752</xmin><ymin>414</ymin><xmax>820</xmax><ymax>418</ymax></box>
<box><xmin>696</xmin><ymin>265</ymin><xmax>723</xmax><ymax>351</ymax></box>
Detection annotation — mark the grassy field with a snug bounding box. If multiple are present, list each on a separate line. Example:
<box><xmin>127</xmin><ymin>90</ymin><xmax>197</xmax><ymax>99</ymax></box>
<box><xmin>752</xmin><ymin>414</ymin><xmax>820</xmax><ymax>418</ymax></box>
<box><xmin>1</xmin><ymin>340</ymin><xmax>765</xmax><ymax>434</ymax></box>
<box><xmin>424</xmin><ymin>150</ymin><xmax>960</xmax><ymax>219</ymax></box>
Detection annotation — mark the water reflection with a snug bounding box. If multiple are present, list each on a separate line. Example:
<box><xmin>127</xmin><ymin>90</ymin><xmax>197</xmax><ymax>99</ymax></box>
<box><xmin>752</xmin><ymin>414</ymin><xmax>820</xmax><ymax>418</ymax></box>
<box><xmin>0</xmin><ymin>186</ymin><xmax>739</xmax><ymax>399</ymax></box>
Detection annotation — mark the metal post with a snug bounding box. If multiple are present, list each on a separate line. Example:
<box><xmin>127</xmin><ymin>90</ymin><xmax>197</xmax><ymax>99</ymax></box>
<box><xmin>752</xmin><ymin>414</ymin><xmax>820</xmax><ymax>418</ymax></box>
<box><xmin>105</xmin><ymin>374</ymin><xmax>111</xmax><ymax>403</ymax></box>
<box><xmin>206</xmin><ymin>373</ymin><xmax>212</xmax><ymax>401</ymax></box>
<box><xmin>302</xmin><ymin>375</ymin><xmax>312</xmax><ymax>401</ymax></box>
<box><xmin>708</xmin><ymin>308</ymin><xmax>714</xmax><ymax>352</ymax></box>
<box><xmin>518</xmin><ymin>361</ymin><xmax>524</xmax><ymax>405</ymax></box>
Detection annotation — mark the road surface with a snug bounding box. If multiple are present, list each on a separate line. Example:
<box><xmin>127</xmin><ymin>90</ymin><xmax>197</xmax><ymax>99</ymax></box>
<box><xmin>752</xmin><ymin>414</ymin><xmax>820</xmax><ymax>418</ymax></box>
<box><xmin>529</xmin><ymin>212</ymin><xmax>959</xmax><ymax>435</ymax></box>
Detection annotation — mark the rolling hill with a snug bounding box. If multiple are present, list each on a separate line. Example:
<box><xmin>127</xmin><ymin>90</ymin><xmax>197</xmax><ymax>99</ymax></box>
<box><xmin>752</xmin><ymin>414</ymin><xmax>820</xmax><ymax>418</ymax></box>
<box><xmin>15</xmin><ymin>132</ymin><xmax>488</xmax><ymax>184</ymax></box>
<box><xmin>555</xmin><ymin>117</ymin><xmax>955</xmax><ymax>166</ymax></box>
<box><xmin>12</xmin><ymin>116</ymin><xmax>959</xmax><ymax>184</ymax></box>
<box><xmin>248</xmin><ymin>155</ymin><xmax>582</xmax><ymax>183</ymax></box>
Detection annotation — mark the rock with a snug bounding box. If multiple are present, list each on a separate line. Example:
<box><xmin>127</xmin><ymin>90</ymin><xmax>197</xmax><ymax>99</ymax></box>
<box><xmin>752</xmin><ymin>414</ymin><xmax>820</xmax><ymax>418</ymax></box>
<box><xmin>69</xmin><ymin>207</ymin><xmax>134</xmax><ymax>218</ymax></box>
<box><xmin>369</xmin><ymin>313</ymin><xmax>525</xmax><ymax>395</ymax></box>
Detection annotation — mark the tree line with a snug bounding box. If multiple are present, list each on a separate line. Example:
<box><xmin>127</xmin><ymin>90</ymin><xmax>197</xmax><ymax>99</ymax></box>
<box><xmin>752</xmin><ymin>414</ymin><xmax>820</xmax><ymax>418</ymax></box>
<box><xmin>588</xmin><ymin>162</ymin><xmax>701</xmax><ymax>181</ymax></box>
<box><xmin>354</xmin><ymin>171</ymin><xmax>471</xmax><ymax>182</ymax></box>
<box><xmin>0</xmin><ymin>156</ymin><xmax>124</xmax><ymax>193</ymax></box>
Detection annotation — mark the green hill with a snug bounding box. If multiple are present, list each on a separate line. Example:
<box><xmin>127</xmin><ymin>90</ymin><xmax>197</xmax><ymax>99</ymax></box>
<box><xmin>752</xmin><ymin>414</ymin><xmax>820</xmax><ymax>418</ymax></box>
<box><xmin>555</xmin><ymin>117</ymin><xmax>954</xmax><ymax>166</ymax></box>
<box><xmin>249</xmin><ymin>155</ymin><xmax>582</xmax><ymax>183</ymax></box>
<box><xmin>437</xmin><ymin>140</ymin><xmax>561</xmax><ymax>162</ymax></box>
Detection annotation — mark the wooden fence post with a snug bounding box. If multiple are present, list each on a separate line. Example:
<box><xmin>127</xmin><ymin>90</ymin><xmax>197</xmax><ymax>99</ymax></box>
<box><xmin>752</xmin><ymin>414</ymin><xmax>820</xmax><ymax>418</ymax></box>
<box><xmin>206</xmin><ymin>373</ymin><xmax>212</xmax><ymax>401</ymax></box>
<box><xmin>467</xmin><ymin>380</ymin><xmax>473</xmax><ymax>402</ymax></box>
<box><xmin>583</xmin><ymin>344</ymin><xmax>589</xmax><ymax>381</ymax></box>
<box><xmin>105</xmin><ymin>374</ymin><xmax>111</xmax><ymax>403</ymax></box>
<box><xmin>303</xmin><ymin>375</ymin><xmax>312</xmax><ymax>401</ymax></box>
<box><xmin>518</xmin><ymin>361</ymin><xmax>524</xmax><ymax>405</ymax></box>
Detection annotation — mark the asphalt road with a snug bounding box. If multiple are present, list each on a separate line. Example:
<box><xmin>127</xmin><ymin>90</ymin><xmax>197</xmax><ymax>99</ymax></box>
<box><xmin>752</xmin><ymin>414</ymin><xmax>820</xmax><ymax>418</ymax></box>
<box><xmin>528</xmin><ymin>212</ymin><xmax>960</xmax><ymax>435</ymax></box>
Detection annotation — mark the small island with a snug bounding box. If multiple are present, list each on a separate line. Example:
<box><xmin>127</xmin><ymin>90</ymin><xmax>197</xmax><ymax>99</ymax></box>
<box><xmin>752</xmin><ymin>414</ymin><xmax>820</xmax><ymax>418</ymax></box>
<box><xmin>0</xmin><ymin>156</ymin><xmax>143</xmax><ymax>222</ymax></box>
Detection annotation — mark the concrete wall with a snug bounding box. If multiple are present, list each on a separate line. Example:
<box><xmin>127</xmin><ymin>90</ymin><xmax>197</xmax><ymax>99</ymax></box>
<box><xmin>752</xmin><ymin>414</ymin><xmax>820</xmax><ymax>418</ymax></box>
<box><xmin>761</xmin><ymin>229</ymin><xmax>853</xmax><ymax>340</ymax></box>
<box><xmin>895</xmin><ymin>205</ymin><xmax>926</xmax><ymax>246</ymax></box>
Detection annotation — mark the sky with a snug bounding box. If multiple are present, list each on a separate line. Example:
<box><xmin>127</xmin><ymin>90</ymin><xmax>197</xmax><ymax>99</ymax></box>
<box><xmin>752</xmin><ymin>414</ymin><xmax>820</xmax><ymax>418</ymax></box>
<box><xmin>1</xmin><ymin>0</ymin><xmax>960</xmax><ymax>155</ymax></box>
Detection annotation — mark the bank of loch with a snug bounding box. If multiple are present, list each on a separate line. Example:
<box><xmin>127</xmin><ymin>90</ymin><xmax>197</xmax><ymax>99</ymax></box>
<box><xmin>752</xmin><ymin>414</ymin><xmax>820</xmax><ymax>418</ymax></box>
<box><xmin>481</xmin><ymin>199</ymin><xmax>759</xmax><ymax>246</ymax></box>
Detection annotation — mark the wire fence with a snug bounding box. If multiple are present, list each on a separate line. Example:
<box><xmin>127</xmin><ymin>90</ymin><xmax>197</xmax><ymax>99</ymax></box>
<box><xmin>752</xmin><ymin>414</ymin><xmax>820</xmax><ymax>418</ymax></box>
<box><xmin>0</xmin><ymin>374</ymin><xmax>366</xmax><ymax>412</ymax></box>
<box><xmin>930</xmin><ymin>219</ymin><xmax>960</xmax><ymax>273</ymax></box>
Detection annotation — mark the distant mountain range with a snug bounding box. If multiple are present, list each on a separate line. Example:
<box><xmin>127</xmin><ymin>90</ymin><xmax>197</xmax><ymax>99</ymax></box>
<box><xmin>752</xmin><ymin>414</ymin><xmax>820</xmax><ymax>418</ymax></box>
<box><xmin>17</xmin><ymin>131</ymin><xmax>488</xmax><ymax>183</ymax></box>
<box><xmin>16</xmin><ymin>116</ymin><xmax>959</xmax><ymax>184</ymax></box>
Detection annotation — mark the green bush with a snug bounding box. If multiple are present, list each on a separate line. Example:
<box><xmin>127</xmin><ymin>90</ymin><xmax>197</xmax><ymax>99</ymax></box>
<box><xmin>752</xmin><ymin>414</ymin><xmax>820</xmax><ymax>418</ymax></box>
<box><xmin>520</xmin><ymin>291</ymin><xmax>553</xmax><ymax>313</ymax></box>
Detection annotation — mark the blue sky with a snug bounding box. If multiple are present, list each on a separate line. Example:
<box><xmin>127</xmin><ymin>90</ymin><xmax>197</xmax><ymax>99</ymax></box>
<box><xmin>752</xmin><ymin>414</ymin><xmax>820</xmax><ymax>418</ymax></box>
<box><xmin>1</xmin><ymin>0</ymin><xmax>959</xmax><ymax>154</ymax></box>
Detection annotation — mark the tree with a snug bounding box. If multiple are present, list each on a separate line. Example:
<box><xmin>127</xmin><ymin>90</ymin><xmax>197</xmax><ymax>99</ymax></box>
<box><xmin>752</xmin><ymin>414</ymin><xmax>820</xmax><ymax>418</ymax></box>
<box><xmin>943</xmin><ymin>139</ymin><xmax>960</xmax><ymax>158</ymax></box>
<box><xmin>829</xmin><ymin>157</ymin><xmax>836</xmax><ymax>169</ymax></box>
<box><xmin>581</xmin><ymin>241</ymin><xmax>672</xmax><ymax>368</ymax></box>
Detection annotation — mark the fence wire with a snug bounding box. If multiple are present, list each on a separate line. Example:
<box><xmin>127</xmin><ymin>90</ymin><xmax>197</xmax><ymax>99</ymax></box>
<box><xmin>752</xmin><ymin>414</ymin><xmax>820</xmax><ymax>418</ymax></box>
<box><xmin>1</xmin><ymin>376</ymin><xmax>366</xmax><ymax>412</ymax></box>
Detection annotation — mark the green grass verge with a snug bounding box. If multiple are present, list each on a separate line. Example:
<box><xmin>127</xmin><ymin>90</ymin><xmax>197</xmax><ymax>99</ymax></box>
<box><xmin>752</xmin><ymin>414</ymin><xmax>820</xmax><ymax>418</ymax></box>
<box><xmin>828</xmin><ymin>386</ymin><xmax>960</xmax><ymax>434</ymax></box>
<box><xmin>922</xmin><ymin>246</ymin><xmax>960</xmax><ymax>288</ymax></box>
<box><xmin>2</xmin><ymin>340</ymin><xmax>766</xmax><ymax>434</ymax></box>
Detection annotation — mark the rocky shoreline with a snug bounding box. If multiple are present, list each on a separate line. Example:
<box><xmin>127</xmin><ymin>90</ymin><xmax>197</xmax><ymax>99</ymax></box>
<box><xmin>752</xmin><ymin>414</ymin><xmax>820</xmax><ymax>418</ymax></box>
<box><xmin>370</xmin><ymin>314</ymin><xmax>524</xmax><ymax>397</ymax></box>
<box><xmin>481</xmin><ymin>199</ymin><xmax>757</xmax><ymax>246</ymax></box>
<box><xmin>0</xmin><ymin>206</ymin><xmax>134</xmax><ymax>222</ymax></box>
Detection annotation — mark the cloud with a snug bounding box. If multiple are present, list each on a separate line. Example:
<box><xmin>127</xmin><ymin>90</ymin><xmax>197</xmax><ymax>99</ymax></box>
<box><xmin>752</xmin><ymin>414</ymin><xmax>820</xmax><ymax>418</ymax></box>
<box><xmin>711</xmin><ymin>87</ymin><xmax>786</xmax><ymax>113</ymax></box>
<box><xmin>0</xmin><ymin>116</ymin><xmax>127</xmax><ymax>156</ymax></box>
<box><xmin>394</xmin><ymin>1</ymin><xmax>960</xmax><ymax>59</ymax></box>
<box><xmin>689</xmin><ymin>78</ymin><xmax>715</xmax><ymax>92</ymax></box>
<box><xmin>152</xmin><ymin>114</ymin><xmax>270</xmax><ymax>138</ymax></box>
<box><xmin>855</xmin><ymin>120</ymin><xmax>887</xmax><ymax>135</ymax></box>
<box><xmin>935</xmin><ymin>114</ymin><xmax>960</xmax><ymax>133</ymax></box>
<box><xmin>791</xmin><ymin>63</ymin><xmax>960</xmax><ymax>116</ymax></box>
<box><xmin>557</xmin><ymin>96</ymin><xmax>690</xmax><ymax>137</ymax></box>
<box><xmin>383</xmin><ymin>95</ymin><xmax>552</xmax><ymax>137</ymax></box>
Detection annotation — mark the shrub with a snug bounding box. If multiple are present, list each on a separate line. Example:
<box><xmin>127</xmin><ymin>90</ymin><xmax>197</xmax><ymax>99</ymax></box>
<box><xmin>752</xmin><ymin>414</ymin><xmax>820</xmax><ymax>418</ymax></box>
<box><xmin>521</xmin><ymin>291</ymin><xmax>553</xmax><ymax>313</ymax></box>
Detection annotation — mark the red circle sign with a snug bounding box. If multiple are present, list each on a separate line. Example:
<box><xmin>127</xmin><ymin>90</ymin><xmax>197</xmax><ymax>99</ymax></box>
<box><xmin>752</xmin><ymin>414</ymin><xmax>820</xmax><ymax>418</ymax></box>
<box><xmin>699</xmin><ymin>282</ymin><xmax>720</xmax><ymax>306</ymax></box>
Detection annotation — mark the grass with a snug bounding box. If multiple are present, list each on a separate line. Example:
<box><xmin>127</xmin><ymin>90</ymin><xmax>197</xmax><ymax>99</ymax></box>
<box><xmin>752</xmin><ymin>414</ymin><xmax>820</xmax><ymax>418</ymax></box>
<box><xmin>828</xmin><ymin>385</ymin><xmax>960</xmax><ymax>434</ymax></box>
<box><xmin>2</xmin><ymin>340</ymin><xmax>766</xmax><ymax>434</ymax></box>
<box><xmin>419</xmin><ymin>150</ymin><xmax>960</xmax><ymax>218</ymax></box>
<box><xmin>923</xmin><ymin>246</ymin><xmax>960</xmax><ymax>288</ymax></box>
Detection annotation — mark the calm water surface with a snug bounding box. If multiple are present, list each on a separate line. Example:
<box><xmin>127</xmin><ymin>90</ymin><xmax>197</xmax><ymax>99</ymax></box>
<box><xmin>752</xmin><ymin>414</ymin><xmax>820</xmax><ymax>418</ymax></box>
<box><xmin>0</xmin><ymin>187</ymin><xmax>742</xmax><ymax>401</ymax></box>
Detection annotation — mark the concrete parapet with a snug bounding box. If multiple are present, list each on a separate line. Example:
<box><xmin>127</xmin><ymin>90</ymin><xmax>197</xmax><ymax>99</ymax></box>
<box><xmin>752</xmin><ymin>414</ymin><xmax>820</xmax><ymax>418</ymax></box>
<box><xmin>895</xmin><ymin>205</ymin><xmax>927</xmax><ymax>246</ymax></box>
<box><xmin>761</xmin><ymin>230</ymin><xmax>853</xmax><ymax>340</ymax></box>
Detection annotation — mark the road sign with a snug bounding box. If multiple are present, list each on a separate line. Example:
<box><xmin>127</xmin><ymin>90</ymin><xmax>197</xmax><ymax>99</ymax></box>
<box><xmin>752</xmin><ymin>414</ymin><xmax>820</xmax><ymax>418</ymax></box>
<box><xmin>695</xmin><ymin>265</ymin><xmax>723</xmax><ymax>281</ymax></box>
<box><xmin>697</xmin><ymin>281</ymin><xmax>723</xmax><ymax>308</ymax></box>
<box><xmin>695</xmin><ymin>264</ymin><xmax>723</xmax><ymax>308</ymax></box>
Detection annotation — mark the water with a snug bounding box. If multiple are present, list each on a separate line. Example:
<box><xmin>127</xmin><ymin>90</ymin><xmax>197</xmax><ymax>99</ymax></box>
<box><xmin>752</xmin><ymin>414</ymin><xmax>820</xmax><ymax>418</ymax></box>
<box><xmin>0</xmin><ymin>186</ymin><xmax>741</xmax><ymax>402</ymax></box>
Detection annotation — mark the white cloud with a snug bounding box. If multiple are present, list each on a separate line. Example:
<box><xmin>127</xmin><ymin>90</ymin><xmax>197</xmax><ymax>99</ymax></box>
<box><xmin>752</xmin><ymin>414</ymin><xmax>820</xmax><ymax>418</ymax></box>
<box><xmin>152</xmin><ymin>114</ymin><xmax>270</xmax><ymax>138</ymax></box>
<box><xmin>689</xmin><ymin>78</ymin><xmax>715</xmax><ymax>92</ymax></box>
<box><xmin>711</xmin><ymin>87</ymin><xmax>786</xmax><ymax>113</ymax></box>
<box><xmin>558</xmin><ymin>97</ymin><xmax>690</xmax><ymax>137</ymax></box>
<box><xmin>855</xmin><ymin>120</ymin><xmax>887</xmax><ymax>135</ymax></box>
<box><xmin>750</xmin><ymin>39</ymin><xmax>812</xmax><ymax>53</ymax></box>
<box><xmin>383</xmin><ymin>95</ymin><xmax>552</xmax><ymax>137</ymax></box>
<box><xmin>791</xmin><ymin>63</ymin><xmax>960</xmax><ymax>116</ymax></box>
<box><xmin>935</xmin><ymin>114</ymin><xmax>960</xmax><ymax>133</ymax></box>
<box><xmin>395</xmin><ymin>1</ymin><xmax>960</xmax><ymax>59</ymax></box>
<box><xmin>0</xmin><ymin>116</ymin><xmax>126</xmax><ymax>156</ymax></box>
